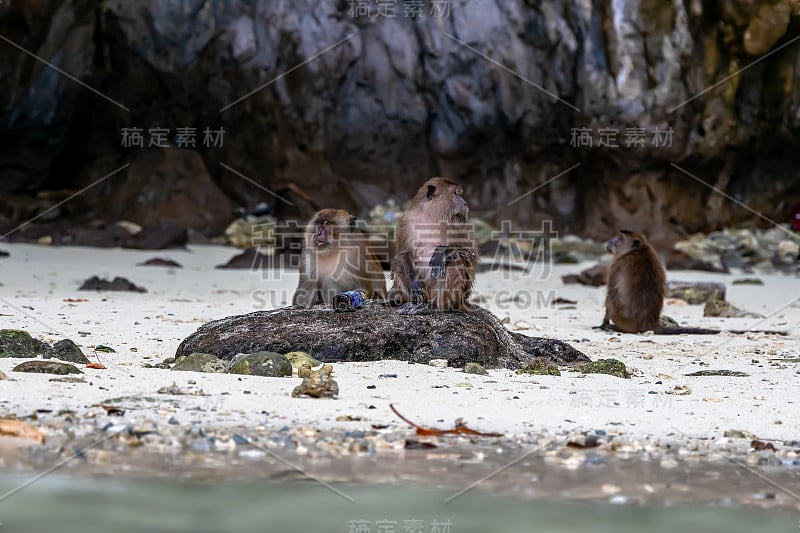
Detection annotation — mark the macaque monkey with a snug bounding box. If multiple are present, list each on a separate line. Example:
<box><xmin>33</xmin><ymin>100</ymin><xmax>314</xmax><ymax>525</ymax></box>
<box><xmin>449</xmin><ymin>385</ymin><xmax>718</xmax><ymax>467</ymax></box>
<box><xmin>293</xmin><ymin>209</ymin><xmax>387</xmax><ymax>307</ymax></box>
<box><xmin>389</xmin><ymin>177</ymin><xmax>478</xmax><ymax>313</ymax></box>
<box><xmin>601</xmin><ymin>229</ymin><xmax>678</xmax><ymax>333</ymax></box>
<box><xmin>600</xmin><ymin>230</ymin><xmax>785</xmax><ymax>335</ymax></box>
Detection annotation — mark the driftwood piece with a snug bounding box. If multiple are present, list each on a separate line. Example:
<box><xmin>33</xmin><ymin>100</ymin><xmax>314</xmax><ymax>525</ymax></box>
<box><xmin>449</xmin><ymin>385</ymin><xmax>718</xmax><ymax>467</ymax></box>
<box><xmin>176</xmin><ymin>303</ymin><xmax>589</xmax><ymax>370</ymax></box>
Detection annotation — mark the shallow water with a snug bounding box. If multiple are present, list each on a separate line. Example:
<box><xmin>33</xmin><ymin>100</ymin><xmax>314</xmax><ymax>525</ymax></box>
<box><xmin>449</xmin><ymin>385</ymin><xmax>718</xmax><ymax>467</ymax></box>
<box><xmin>0</xmin><ymin>476</ymin><xmax>796</xmax><ymax>533</ymax></box>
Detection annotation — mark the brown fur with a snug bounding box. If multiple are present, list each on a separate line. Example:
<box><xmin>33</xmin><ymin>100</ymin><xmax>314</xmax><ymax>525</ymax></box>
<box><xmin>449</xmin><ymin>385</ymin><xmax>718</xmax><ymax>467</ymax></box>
<box><xmin>601</xmin><ymin>230</ymin><xmax>738</xmax><ymax>335</ymax></box>
<box><xmin>602</xmin><ymin>230</ymin><xmax>666</xmax><ymax>333</ymax></box>
<box><xmin>292</xmin><ymin>209</ymin><xmax>387</xmax><ymax>307</ymax></box>
<box><xmin>390</xmin><ymin>177</ymin><xmax>478</xmax><ymax>311</ymax></box>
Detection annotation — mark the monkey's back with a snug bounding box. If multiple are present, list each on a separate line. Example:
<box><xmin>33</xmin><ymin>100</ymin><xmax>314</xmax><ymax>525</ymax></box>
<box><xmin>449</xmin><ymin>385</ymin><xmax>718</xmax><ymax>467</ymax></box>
<box><xmin>606</xmin><ymin>247</ymin><xmax>665</xmax><ymax>333</ymax></box>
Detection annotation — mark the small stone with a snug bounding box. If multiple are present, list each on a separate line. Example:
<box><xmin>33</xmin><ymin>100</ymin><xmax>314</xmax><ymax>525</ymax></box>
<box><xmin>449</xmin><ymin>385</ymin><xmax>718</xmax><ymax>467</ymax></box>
<box><xmin>157</xmin><ymin>383</ymin><xmax>189</xmax><ymax>395</ymax></box>
<box><xmin>561</xmin><ymin>262</ymin><xmax>608</xmax><ymax>287</ymax></box>
<box><xmin>685</xmin><ymin>370</ymin><xmax>749</xmax><ymax>377</ymax></box>
<box><xmin>13</xmin><ymin>360</ymin><xmax>83</xmax><ymax>375</ymax></box>
<box><xmin>577</xmin><ymin>359</ymin><xmax>631</xmax><ymax>379</ymax></box>
<box><xmin>777</xmin><ymin>239</ymin><xmax>799</xmax><ymax>258</ymax></box>
<box><xmin>297</xmin><ymin>364</ymin><xmax>313</xmax><ymax>378</ymax></box>
<box><xmin>724</xmin><ymin>429</ymin><xmax>756</xmax><ymax>440</ymax></box>
<box><xmin>517</xmin><ymin>358</ymin><xmax>560</xmax><ymax>376</ymax></box>
<box><xmin>78</xmin><ymin>276</ymin><xmax>147</xmax><ymax>293</ymax></box>
<box><xmin>429</xmin><ymin>359</ymin><xmax>448</xmax><ymax>368</ymax></box>
<box><xmin>45</xmin><ymin>339</ymin><xmax>90</xmax><ymax>364</ymax></box>
<box><xmin>463</xmin><ymin>362</ymin><xmax>488</xmax><ymax>375</ymax></box>
<box><xmin>229</xmin><ymin>351</ymin><xmax>292</xmax><ymax>377</ymax></box>
<box><xmin>137</xmin><ymin>258</ymin><xmax>183</xmax><ymax>268</ymax></box>
<box><xmin>172</xmin><ymin>353</ymin><xmax>228</xmax><ymax>373</ymax></box>
<box><xmin>659</xmin><ymin>315</ymin><xmax>679</xmax><ymax>328</ymax></box>
<box><xmin>0</xmin><ymin>329</ymin><xmax>50</xmax><ymax>358</ymax></box>
<box><xmin>665</xmin><ymin>281</ymin><xmax>725</xmax><ymax>304</ymax></box>
<box><xmin>336</xmin><ymin>415</ymin><xmax>366</xmax><ymax>422</ymax></box>
<box><xmin>664</xmin><ymin>385</ymin><xmax>691</xmax><ymax>396</ymax></box>
<box><xmin>703</xmin><ymin>297</ymin><xmax>763</xmax><ymax>318</ymax></box>
<box><xmin>292</xmin><ymin>364</ymin><xmax>338</xmax><ymax>398</ymax></box>
<box><xmin>284</xmin><ymin>351</ymin><xmax>321</xmax><ymax>369</ymax></box>
<box><xmin>732</xmin><ymin>278</ymin><xmax>764</xmax><ymax>286</ymax></box>
<box><xmin>0</xmin><ymin>370</ymin><xmax>7</xmax><ymax>380</ymax></box>
<box><xmin>49</xmin><ymin>376</ymin><xmax>86</xmax><ymax>383</ymax></box>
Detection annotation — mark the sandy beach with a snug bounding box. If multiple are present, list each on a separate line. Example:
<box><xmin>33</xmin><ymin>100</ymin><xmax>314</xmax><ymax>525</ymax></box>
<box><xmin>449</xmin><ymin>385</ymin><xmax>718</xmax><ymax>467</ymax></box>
<box><xmin>0</xmin><ymin>243</ymin><xmax>798</xmax><ymax>442</ymax></box>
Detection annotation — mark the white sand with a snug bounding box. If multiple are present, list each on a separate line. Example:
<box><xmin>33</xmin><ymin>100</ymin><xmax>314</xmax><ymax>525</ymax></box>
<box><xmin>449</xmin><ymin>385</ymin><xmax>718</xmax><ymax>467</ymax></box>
<box><xmin>0</xmin><ymin>243</ymin><xmax>798</xmax><ymax>441</ymax></box>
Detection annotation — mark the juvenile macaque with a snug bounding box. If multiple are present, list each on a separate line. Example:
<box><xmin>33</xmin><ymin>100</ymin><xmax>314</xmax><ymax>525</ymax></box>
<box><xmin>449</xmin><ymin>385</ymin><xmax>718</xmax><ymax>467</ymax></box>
<box><xmin>293</xmin><ymin>209</ymin><xmax>387</xmax><ymax>307</ymax></box>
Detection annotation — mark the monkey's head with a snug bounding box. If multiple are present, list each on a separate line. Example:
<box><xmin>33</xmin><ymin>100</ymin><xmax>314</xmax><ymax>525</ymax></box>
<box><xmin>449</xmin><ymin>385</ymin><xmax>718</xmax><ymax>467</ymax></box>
<box><xmin>607</xmin><ymin>229</ymin><xmax>646</xmax><ymax>256</ymax></box>
<box><xmin>414</xmin><ymin>177</ymin><xmax>469</xmax><ymax>222</ymax></box>
<box><xmin>306</xmin><ymin>208</ymin><xmax>356</xmax><ymax>251</ymax></box>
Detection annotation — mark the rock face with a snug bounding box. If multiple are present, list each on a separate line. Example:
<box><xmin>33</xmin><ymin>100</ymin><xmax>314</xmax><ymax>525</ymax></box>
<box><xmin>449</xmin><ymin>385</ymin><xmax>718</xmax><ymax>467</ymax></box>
<box><xmin>1</xmin><ymin>1</ymin><xmax>800</xmax><ymax>249</ymax></box>
<box><xmin>175</xmin><ymin>304</ymin><xmax>590</xmax><ymax>370</ymax></box>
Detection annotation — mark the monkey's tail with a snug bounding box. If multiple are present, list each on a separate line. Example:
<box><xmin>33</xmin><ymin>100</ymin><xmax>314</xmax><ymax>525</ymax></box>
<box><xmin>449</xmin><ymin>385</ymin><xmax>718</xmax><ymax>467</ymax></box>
<box><xmin>657</xmin><ymin>327</ymin><xmax>720</xmax><ymax>335</ymax></box>
<box><xmin>658</xmin><ymin>327</ymin><xmax>788</xmax><ymax>336</ymax></box>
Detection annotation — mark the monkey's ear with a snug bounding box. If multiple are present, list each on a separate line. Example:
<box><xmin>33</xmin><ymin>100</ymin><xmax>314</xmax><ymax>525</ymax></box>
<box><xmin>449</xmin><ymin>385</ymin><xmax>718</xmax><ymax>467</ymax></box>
<box><xmin>426</xmin><ymin>185</ymin><xmax>436</xmax><ymax>200</ymax></box>
<box><xmin>349</xmin><ymin>215</ymin><xmax>357</xmax><ymax>228</ymax></box>
<box><xmin>632</xmin><ymin>239</ymin><xmax>641</xmax><ymax>249</ymax></box>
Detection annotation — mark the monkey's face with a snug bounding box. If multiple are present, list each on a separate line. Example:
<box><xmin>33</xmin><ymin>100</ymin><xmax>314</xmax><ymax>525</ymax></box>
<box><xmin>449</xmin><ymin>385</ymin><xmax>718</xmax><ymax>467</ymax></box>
<box><xmin>420</xmin><ymin>178</ymin><xmax>469</xmax><ymax>222</ymax></box>
<box><xmin>607</xmin><ymin>229</ymin><xmax>643</xmax><ymax>256</ymax></box>
<box><xmin>307</xmin><ymin>209</ymin><xmax>353</xmax><ymax>250</ymax></box>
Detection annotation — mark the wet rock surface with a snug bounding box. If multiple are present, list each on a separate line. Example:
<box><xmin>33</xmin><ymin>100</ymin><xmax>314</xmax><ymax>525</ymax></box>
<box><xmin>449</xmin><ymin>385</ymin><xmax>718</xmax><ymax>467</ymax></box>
<box><xmin>176</xmin><ymin>304</ymin><xmax>590</xmax><ymax>369</ymax></box>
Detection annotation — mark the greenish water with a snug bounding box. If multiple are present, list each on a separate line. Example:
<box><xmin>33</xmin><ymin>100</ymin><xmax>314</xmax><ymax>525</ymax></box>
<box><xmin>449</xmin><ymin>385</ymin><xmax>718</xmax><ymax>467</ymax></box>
<box><xmin>0</xmin><ymin>476</ymin><xmax>796</xmax><ymax>533</ymax></box>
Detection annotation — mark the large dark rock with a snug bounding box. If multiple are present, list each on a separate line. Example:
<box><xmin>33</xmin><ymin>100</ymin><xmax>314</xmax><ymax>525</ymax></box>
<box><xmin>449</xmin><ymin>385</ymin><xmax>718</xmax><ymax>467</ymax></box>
<box><xmin>1</xmin><ymin>1</ymin><xmax>799</xmax><ymax>249</ymax></box>
<box><xmin>175</xmin><ymin>304</ymin><xmax>590</xmax><ymax>370</ymax></box>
